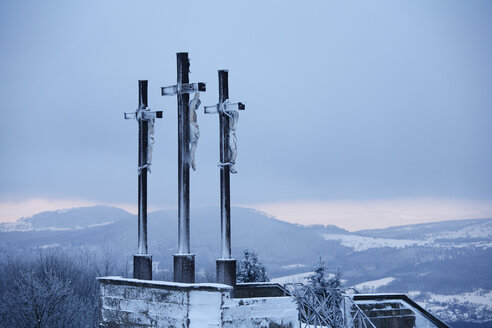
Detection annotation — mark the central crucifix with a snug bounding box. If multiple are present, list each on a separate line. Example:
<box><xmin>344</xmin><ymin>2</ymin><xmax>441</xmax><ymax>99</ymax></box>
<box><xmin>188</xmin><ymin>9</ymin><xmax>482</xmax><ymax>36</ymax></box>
<box><xmin>162</xmin><ymin>53</ymin><xmax>206</xmax><ymax>283</ymax></box>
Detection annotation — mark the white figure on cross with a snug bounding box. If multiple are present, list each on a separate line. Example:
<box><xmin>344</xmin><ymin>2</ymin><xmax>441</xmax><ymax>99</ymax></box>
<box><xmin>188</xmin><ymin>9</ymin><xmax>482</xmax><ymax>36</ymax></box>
<box><xmin>189</xmin><ymin>92</ymin><xmax>201</xmax><ymax>171</ymax></box>
<box><xmin>227</xmin><ymin>110</ymin><xmax>239</xmax><ymax>174</ymax></box>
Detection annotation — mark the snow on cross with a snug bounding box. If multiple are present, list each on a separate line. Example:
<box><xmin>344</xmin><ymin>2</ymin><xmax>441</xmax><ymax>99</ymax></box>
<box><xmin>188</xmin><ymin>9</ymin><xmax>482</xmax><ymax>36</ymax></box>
<box><xmin>124</xmin><ymin>80</ymin><xmax>163</xmax><ymax>280</ymax></box>
<box><xmin>204</xmin><ymin>71</ymin><xmax>245</xmax><ymax>174</ymax></box>
<box><xmin>161</xmin><ymin>52</ymin><xmax>206</xmax><ymax>283</ymax></box>
<box><xmin>204</xmin><ymin>69</ymin><xmax>245</xmax><ymax>293</ymax></box>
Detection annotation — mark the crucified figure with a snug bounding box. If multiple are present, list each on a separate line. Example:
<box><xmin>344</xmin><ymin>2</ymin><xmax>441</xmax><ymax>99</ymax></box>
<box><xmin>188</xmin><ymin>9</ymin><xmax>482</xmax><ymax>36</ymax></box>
<box><xmin>228</xmin><ymin>110</ymin><xmax>239</xmax><ymax>174</ymax></box>
<box><xmin>189</xmin><ymin>92</ymin><xmax>201</xmax><ymax>171</ymax></box>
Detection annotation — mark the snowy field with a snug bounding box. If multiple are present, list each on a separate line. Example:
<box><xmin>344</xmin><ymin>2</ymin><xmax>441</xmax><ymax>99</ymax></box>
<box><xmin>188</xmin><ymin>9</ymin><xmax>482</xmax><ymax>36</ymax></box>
<box><xmin>271</xmin><ymin>272</ymin><xmax>314</xmax><ymax>285</ymax></box>
<box><xmin>352</xmin><ymin>277</ymin><xmax>396</xmax><ymax>293</ymax></box>
<box><xmin>323</xmin><ymin>234</ymin><xmax>428</xmax><ymax>251</ymax></box>
<box><xmin>323</xmin><ymin>231</ymin><xmax>492</xmax><ymax>252</ymax></box>
<box><xmin>411</xmin><ymin>290</ymin><xmax>492</xmax><ymax>323</ymax></box>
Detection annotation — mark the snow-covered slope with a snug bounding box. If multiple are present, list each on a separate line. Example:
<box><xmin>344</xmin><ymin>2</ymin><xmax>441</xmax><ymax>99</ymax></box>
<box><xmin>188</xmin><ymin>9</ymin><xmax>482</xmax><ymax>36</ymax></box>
<box><xmin>324</xmin><ymin>218</ymin><xmax>492</xmax><ymax>252</ymax></box>
<box><xmin>323</xmin><ymin>234</ymin><xmax>427</xmax><ymax>251</ymax></box>
<box><xmin>411</xmin><ymin>290</ymin><xmax>492</xmax><ymax>324</ymax></box>
<box><xmin>353</xmin><ymin>277</ymin><xmax>396</xmax><ymax>293</ymax></box>
<box><xmin>356</xmin><ymin>218</ymin><xmax>492</xmax><ymax>241</ymax></box>
<box><xmin>271</xmin><ymin>272</ymin><xmax>314</xmax><ymax>285</ymax></box>
<box><xmin>323</xmin><ymin>233</ymin><xmax>492</xmax><ymax>252</ymax></box>
<box><xmin>0</xmin><ymin>206</ymin><xmax>132</xmax><ymax>232</ymax></box>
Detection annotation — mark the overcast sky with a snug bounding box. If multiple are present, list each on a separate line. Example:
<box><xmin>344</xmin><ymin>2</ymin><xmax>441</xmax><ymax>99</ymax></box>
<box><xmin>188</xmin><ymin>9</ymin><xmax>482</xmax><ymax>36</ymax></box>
<box><xmin>1</xmin><ymin>1</ymin><xmax>491</xmax><ymax>230</ymax></box>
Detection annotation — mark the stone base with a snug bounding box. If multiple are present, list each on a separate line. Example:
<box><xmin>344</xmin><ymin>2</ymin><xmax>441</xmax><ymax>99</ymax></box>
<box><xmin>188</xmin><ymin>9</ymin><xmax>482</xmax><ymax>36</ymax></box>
<box><xmin>174</xmin><ymin>254</ymin><xmax>195</xmax><ymax>283</ymax></box>
<box><xmin>133</xmin><ymin>254</ymin><xmax>152</xmax><ymax>280</ymax></box>
<box><xmin>216</xmin><ymin>259</ymin><xmax>237</xmax><ymax>296</ymax></box>
<box><xmin>97</xmin><ymin>277</ymin><xmax>299</xmax><ymax>328</ymax></box>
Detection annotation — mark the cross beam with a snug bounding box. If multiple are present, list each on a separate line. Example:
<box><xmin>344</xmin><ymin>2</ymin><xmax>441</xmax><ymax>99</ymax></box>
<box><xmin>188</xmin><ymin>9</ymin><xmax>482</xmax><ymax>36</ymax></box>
<box><xmin>124</xmin><ymin>80</ymin><xmax>163</xmax><ymax>280</ymax></box>
<box><xmin>205</xmin><ymin>69</ymin><xmax>245</xmax><ymax>291</ymax></box>
<box><xmin>124</xmin><ymin>111</ymin><xmax>163</xmax><ymax>120</ymax></box>
<box><xmin>161</xmin><ymin>82</ymin><xmax>206</xmax><ymax>96</ymax></box>
<box><xmin>203</xmin><ymin>101</ymin><xmax>245</xmax><ymax>114</ymax></box>
<box><xmin>161</xmin><ymin>52</ymin><xmax>206</xmax><ymax>283</ymax></box>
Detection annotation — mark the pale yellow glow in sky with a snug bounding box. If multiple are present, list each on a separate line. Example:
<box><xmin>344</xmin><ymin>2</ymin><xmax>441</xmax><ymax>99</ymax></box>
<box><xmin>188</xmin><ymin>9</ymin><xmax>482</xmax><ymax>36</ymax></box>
<box><xmin>243</xmin><ymin>198</ymin><xmax>492</xmax><ymax>231</ymax></box>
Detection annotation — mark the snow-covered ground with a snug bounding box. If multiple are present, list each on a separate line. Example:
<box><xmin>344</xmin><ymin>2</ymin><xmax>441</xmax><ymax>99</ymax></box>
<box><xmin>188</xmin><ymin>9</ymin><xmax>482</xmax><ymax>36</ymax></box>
<box><xmin>271</xmin><ymin>271</ymin><xmax>348</xmax><ymax>287</ymax></box>
<box><xmin>0</xmin><ymin>220</ymin><xmax>33</xmax><ymax>232</ymax></box>
<box><xmin>352</xmin><ymin>277</ymin><xmax>396</xmax><ymax>293</ymax></box>
<box><xmin>271</xmin><ymin>272</ymin><xmax>314</xmax><ymax>285</ymax></box>
<box><xmin>426</xmin><ymin>222</ymin><xmax>492</xmax><ymax>240</ymax></box>
<box><xmin>0</xmin><ymin>220</ymin><xmax>114</xmax><ymax>232</ymax></box>
<box><xmin>323</xmin><ymin>234</ymin><xmax>428</xmax><ymax>251</ymax></box>
<box><xmin>427</xmin><ymin>291</ymin><xmax>492</xmax><ymax>307</ymax></box>
<box><xmin>37</xmin><ymin>243</ymin><xmax>61</xmax><ymax>249</ymax></box>
<box><xmin>412</xmin><ymin>290</ymin><xmax>492</xmax><ymax>323</ymax></box>
<box><xmin>323</xmin><ymin>230</ymin><xmax>492</xmax><ymax>252</ymax></box>
<box><xmin>281</xmin><ymin>263</ymin><xmax>308</xmax><ymax>270</ymax></box>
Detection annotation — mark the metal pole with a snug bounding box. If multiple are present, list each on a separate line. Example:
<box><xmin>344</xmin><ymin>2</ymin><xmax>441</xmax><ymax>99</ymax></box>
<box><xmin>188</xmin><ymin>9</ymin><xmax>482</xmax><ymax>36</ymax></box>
<box><xmin>138</xmin><ymin>80</ymin><xmax>149</xmax><ymax>255</ymax></box>
<box><xmin>177</xmin><ymin>52</ymin><xmax>190</xmax><ymax>255</ymax></box>
<box><xmin>219</xmin><ymin>70</ymin><xmax>231</xmax><ymax>259</ymax></box>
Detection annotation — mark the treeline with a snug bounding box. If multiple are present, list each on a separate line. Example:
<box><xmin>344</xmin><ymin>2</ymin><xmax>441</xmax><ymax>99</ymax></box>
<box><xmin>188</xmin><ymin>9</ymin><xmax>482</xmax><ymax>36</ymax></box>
<box><xmin>0</xmin><ymin>247</ymin><xmax>279</xmax><ymax>327</ymax></box>
<box><xmin>0</xmin><ymin>247</ymin><xmax>270</xmax><ymax>327</ymax></box>
<box><xmin>0</xmin><ymin>247</ymin><xmax>129</xmax><ymax>328</ymax></box>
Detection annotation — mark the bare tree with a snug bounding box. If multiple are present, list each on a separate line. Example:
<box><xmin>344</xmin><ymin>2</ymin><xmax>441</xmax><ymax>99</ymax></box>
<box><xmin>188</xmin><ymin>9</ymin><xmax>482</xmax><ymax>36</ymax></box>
<box><xmin>0</xmin><ymin>250</ymin><xmax>101</xmax><ymax>328</ymax></box>
<box><xmin>1</xmin><ymin>260</ymin><xmax>76</xmax><ymax>327</ymax></box>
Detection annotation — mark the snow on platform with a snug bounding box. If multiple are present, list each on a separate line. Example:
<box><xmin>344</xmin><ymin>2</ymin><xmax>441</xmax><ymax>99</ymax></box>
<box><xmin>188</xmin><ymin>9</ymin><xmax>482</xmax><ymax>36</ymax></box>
<box><xmin>98</xmin><ymin>276</ymin><xmax>299</xmax><ymax>328</ymax></box>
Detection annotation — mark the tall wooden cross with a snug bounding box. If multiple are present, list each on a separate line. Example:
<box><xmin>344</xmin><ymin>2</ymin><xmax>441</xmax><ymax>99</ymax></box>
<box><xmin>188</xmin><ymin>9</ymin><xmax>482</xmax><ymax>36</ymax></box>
<box><xmin>124</xmin><ymin>80</ymin><xmax>163</xmax><ymax>280</ymax></box>
<box><xmin>204</xmin><ymin>69</ymin><xmax>245</xmax><ymax>290</ymax></box>
<box><xmin>161</xmin><ymin>52</ymin><xmax>206</xmax><ymax>283</ymax></box>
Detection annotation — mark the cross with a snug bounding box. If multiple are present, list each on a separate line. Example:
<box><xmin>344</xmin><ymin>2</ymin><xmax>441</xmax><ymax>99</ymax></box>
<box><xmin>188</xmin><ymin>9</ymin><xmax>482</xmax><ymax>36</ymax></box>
<box><xmin>204</xmin><ymin>69</ymin><xmax>245</xmax><ymax>291</ymax></box>
<box><xmin>161</xmin><ymin>52</ymin><xmax>206</xmax><ymax>283</ymax></box>
<box><xmin>124</xmin><ymin>80</ymin><xmax>163</xmax><ymax>280</ymax></box>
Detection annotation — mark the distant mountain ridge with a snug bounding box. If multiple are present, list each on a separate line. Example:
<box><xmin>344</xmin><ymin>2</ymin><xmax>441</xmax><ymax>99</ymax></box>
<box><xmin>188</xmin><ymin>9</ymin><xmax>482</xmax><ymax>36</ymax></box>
<box><xmin>355</xmin><ymin>217</ymin><xmax>492</xmax><ymax>240</ymax></box>
<box><xmin>0</xmin><ymin>206</ymin><xmax>132</xmax><ymax>232</ymax></box>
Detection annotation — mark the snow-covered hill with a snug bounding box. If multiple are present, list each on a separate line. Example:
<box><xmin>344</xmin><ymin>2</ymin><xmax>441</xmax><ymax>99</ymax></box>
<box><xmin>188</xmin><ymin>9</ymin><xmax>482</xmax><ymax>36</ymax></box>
<box><xmin>323</xmin><ymin>234</ymin><xmax>427</xmax><ymax>251</ymax></box>
<box><xmin>356</xmin><ymin>218</ymin><xmax>492</xmax><ymax>241</ymax></box>
<box><xmin>353</xmin><ymin>277</ymin><xmax>396</xmax><ymax>293</ymax></box>
<box><xmin>412</xmin><ymin>290</ymin><xmax>492</xmax><ymax>325</ymax></box>
<box><xmin>0</xmin><ymin>206</ymin><xmax>132</xmax><ymax>232</ymax></box>
<box><xmin>323</xmin><ymin>230</ymin><xmax>492</xmax><ymax>252</ymax></box>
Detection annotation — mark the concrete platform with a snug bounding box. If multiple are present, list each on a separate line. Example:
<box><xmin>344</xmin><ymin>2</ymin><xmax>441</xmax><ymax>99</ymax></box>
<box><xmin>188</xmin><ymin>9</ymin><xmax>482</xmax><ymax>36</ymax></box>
<box><xmin>97</xmin><ymin>276</ymin><xmax>299</xmax><ymax>328</ymax></box>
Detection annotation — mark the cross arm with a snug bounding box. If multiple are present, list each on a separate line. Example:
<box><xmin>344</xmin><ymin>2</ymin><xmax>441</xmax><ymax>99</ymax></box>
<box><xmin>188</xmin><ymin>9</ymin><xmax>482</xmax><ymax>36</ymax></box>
<box><xmin>161</xmin><ymin>82</ymin><xmax>206</xmax><ymax>96</ymax></box>
<box><xmin>204</xmin><ymin>101</ymin><xmax>245</xmax><ymax>114</ymax></box>
<box><xmin>124</xmin><ymin>109</ymin><xmax>163</xmax><ymax>120</ymax></box>
<box><xmin>226</xmin><ymin>102</ymin><xmax>245</xmax><ymax>111</ymax></box>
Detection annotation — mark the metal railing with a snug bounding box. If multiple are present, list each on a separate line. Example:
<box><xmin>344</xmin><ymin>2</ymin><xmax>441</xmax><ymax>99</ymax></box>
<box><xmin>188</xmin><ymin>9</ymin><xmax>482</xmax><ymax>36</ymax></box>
<box><xmin>284</xmin><ymin>283</ymin><xmax>376</xmax><ymax>328</ymax></box>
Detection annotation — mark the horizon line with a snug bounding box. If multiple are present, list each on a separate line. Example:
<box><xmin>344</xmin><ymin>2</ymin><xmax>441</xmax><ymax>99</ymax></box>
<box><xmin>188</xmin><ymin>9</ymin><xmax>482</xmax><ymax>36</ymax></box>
<box><xmin>1</xmin><ymin>197</ymin><xmax>492</xmax><ymax>232</ymax></box>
